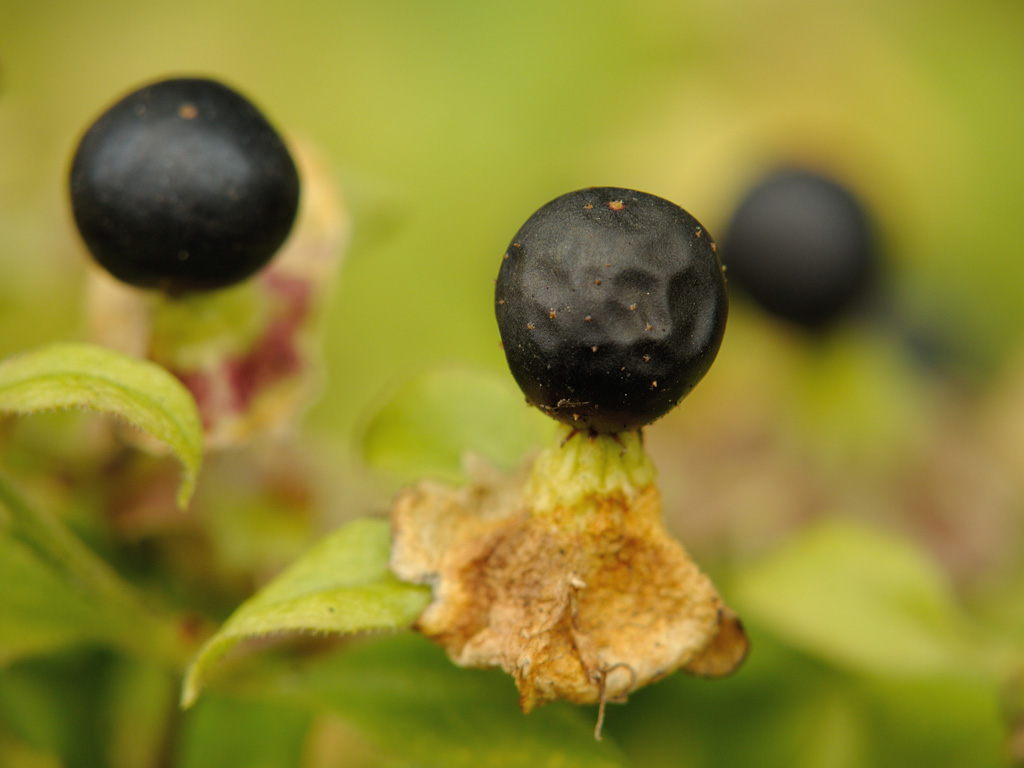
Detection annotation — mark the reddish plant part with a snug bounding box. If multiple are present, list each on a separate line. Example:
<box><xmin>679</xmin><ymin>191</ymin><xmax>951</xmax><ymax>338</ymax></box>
<box><xmin>85</xmin><ymin>140</ymin><xmax>348</xmax><ymax>447</ymax></box>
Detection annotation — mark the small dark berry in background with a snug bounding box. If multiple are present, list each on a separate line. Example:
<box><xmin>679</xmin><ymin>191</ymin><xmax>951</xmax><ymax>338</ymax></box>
<box><xmin>70</xmin><ymin>77</ymin><xmax>300</xmax><ymax>293</ymax></box>
<box><xmin>495</xmin><ymin>187</ymin><xmax>728</xmax><ymax>433</ymax></box>
<box><xmin>720</xmin><ymin>168</ymin><xmax>877</xmax><ymax>330</ymax></box>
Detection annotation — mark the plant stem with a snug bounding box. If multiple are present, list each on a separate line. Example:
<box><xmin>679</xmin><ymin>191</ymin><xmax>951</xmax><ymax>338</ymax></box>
<box><xmin>524</xmin><ymin>424</ymin><xmax>656</xmax><ymax>517</ymax></box>
<box><xmin>0</xmin><ymin>472</ymin><xmax>193</xmax><ymax>669</ymax></box>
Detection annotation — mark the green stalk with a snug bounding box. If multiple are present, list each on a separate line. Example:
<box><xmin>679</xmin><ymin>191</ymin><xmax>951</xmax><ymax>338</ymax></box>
<box><xmin>525</xmin><ymin>424</ymin><xmax>656</xmax><ymax>515</ymax></box>
<box><xmin>0</xmin><ymin>473</ymin><xmax>192</xmax><ymax>669</ymax></box>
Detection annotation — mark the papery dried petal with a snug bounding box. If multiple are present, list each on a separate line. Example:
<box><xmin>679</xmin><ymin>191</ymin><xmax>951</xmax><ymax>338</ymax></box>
<box><xmin>391</xmin><ymin>464</ymin><xmax>748</xmax><ymax>713</ymax></box>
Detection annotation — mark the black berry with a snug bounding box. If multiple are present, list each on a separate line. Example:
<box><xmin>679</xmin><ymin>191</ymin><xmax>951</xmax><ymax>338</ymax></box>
<box><xmin>70</xmin><ymin>77</ymin><xmax>300</xmax><ymax>293</ymax></box>
<box><xmin>721</xmin><ymin>168</ymin><xmax>877</xmax><ymax>329</ymax></box>
<box><xmin>495</xmin><ymin>187</ymin><xmax>728</xmax><ymax>433</ymax></box>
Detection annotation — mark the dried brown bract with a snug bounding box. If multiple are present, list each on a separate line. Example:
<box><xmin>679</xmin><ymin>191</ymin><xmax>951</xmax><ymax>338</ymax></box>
<box><xmin>390</xmin><ymin>429</ymin><xmax>748</xmax><ymax>717</ymax></box>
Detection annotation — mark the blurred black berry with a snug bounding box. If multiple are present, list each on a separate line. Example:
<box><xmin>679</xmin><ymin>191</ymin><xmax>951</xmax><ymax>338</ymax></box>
<box><xmin>721</xmin><ymin>168</ymin><xmax>877</xmax><ymax>329</ymax></box>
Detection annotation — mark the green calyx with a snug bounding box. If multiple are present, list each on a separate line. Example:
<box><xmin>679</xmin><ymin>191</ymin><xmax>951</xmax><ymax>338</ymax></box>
<box><xmin>150</xmin><ymin>280</ymin><xmax>270</xmax><ymax>369</ymax></box>
<box><xmin>525</xmin><ymin>423</ymin><xmax>656</xmax><ymax>516</ymax></box>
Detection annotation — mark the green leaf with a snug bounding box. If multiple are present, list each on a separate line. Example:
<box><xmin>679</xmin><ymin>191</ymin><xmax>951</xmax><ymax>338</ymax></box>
<box><xmin>276</xmin><ymin>634</ymin><xmax>629</xmax><ymax>768</ymax></box>
<box><xmin>178</xmin><ymin>694</ymin><xmax>311</xmax><ymax>768</ymax></box>
<box><xmin>611</xmin><ymin>626</ymin><xmax>840</xmax><ymax>768</ymax></box>
<box><xmin>0</xmin><ymin>342</ymin><xmax>203</xmax><ymax>508</ymax></box>
<box><xmin>733</xmin><ymin>518</ymin><xmax>985</xmax><ymax>678</ymax></box>
<box><xmin>181</xmin><ymin>518</ymin><xmax>430</xmax><ymax>708</ymax></box>
<box><xmin>0</xmin><ymin>475</ymin><xmax>182</xmax><ymax>665</ymax></box>
<box><xmin>789</xmin><ymin>329</ymin><xmax>932</xmax><ymax>479</ymax></box>
<box><xmin>360</xmin><ymin>366</ymin><xmax>554</xmax><ymax>483</ymax></box>
<box><xmin>0</xmin><ymin>649</ymin><xmax>115</xmax><ymax>768</ymax></box>
<box><xmin>858</xmin><ymin>675</ymin><xmax>1006</xmax><ymax>768</ymax></box>
<box><xmin>0</xmin><ymin>534</ymin><xmax>137</xmax><ymax>662</ymax></box>
<box><xmin>0</xmin><ymin>733</ymin><xmax>61</xmax><ymax>768</ymax></box>
<box><xmin>572</xmin><ymin>619</ymin><xmax>1008</xmax><ymax>768</ymax></box>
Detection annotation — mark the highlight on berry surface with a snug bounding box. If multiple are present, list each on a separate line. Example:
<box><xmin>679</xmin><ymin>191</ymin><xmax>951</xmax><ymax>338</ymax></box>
<box><xmin>495</xmin><ymin>187</ymin><xmax>728</xmax><ymax>433</ymax></box>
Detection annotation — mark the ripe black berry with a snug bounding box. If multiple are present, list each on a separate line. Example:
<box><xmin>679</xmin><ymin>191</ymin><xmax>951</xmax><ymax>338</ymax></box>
<box><xmin>495</xmin><ymin>187</ymin><xmax>728</xmax><ymax>433</ymax></box>
<box><xmin>721</xmin><ymin>168</ymin><xmax>877</xmax><ymax>329</ymax></box>
<box><xmin>70</xmin><ymin>77</ymin><xmax>300</xmax><ymax>293</ymax></box>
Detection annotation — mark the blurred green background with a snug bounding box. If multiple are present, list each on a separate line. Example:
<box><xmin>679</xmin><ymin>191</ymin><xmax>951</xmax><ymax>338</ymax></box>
<box><xmin>3</xmin><ymin>0</ymin><xmax>1023</xmax><ymax>427</ymax></box>
<box><xmin>2</xmin><ymin>0</ymin><xmax>1024</xmax><ymax>766</ymax></box>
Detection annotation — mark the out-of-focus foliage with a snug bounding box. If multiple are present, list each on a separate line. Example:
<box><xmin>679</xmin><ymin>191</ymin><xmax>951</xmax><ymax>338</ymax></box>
<box><xmin>734</xmin><ymin>517</ymin><xmax>992</xmax><ymax>678</ymax></box>
<box><xmin>270</xmin><ymin>634</ymin><xmax>630</xmax><ymax>768</ymax></box>
<box><xmin>359</xmin><ymin>367</ymin><xmax>554</xmax><ymax>484</ymax></box>
<box><xmin>0</xmin><ymin>343</ymin><xmax>203</xmax><ymax>507</ymax></box>
<box><xmin>1</xmin><ymin>0</ymin><xmax>1023</xmax><ymax>766</ymax></box>
<box><xmin>2</xmin><ymin>0</ymin><xmax>1022</xmax><ymax>433</ymax></box>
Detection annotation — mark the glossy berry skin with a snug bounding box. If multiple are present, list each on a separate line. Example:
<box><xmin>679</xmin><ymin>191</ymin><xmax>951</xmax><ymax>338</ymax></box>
<box><xmin>70</xmin><ymin>77</ymin><xmax>300</xmax><ymax>293</ymax></box>
<box><xmin>721</xmin><ymin>168</ymin><xmax>877</xmax><ymax>329</ymax></box>
<box><xmin>495</xmin><ymin>187</ymin><xmax>728</xmax><ymax>433</ymax></box>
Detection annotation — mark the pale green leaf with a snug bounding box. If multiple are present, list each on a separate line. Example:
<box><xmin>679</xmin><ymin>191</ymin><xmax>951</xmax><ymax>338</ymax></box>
<box><xmin>858</xmin><ymin>675</ymin><xmax>1006</xmax><ymax>767</ymax></box>
<box><xmin>0</xmin><ymin>342</ymin><xmax>203</xmax><ymax>508</ymax></box>
<box><xmin>788</xmin><ymin>329</ymin><xmax>932</xmax><ymax>478</ymax></box>
<box><xmin>360</xmin><ymin>366</ymin><xmax>553</xmax><ymax>483</ymax></box>
<box><xmin>0</xmin><ymin>534</ymin><xmax>137</xmax><ymax>662</ymax></box>
<box><xmin>0</xmin><ymin>733</ymin><xmax>61</xmax><ymax>768</ymax></box>
<box><xmin>276</xmin><ymin>634</ymin><xmax>629</xmax><ymax>768</ymax></box>
<box><xmin>182</xmin><ymin>518</ymin><xmax>430</xmax><ymax>708</ymax></box>
<box><xmin>733</xmin><ymin>518</ymin><xmax>984</xmax><ymax>678</ymax></box>
<box><xmin>0</xmin><ymin>475</ymin><xmax>182</xmax><ymax>665</ymax></box>
<box><xmin>0</xmin><ymin>648</ymin><xmax>116</xmax><ymax>766</ymax></box>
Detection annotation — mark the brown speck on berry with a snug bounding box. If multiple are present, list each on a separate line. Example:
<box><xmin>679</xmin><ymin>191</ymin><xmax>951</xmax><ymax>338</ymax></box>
<box><xmin>591</xmin><ymin>345</ymin><xmax>598</xmax><ymax>353</ymax></box>
<box><xmin>527</xmin><ymin>323</ymin><xmax>535</xmax><ymax>330</ymax></box>
<box><xmin>695</xmin><ymin>226</ymin><xmax>702</xmax><ymax>238</ymax></box>
<box><xmin>177</xmin><ymin>103</ymin><xmax>198</xmax><ymax>120</ymax></box>
<box><xmin>549</xmin><ymin>309</ymin><xmax>557</xmax><ymax>319</ymax></box>
<box><xmin>583</xmin><ymin>202</ymin><xmax>593</xmax><ymax>210</ymax></box>
<box><xmin>503</xmin><ymin>252</ymin><xmax>509</xmax><ymax>260</ymax></box>
<box><xmin>642</xmin><ymin>354</ymin><xmax>651</xmax><ymax>362</ymax></box>
<box><xmin>651</xmin><ymin>380</ymin><xmax>658</xmax><ymax>388</ymax></box>
<box><xmin>494</xmin><ymin>186</ymin><xmax>728</xmax><ymax>433</ymax></box>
